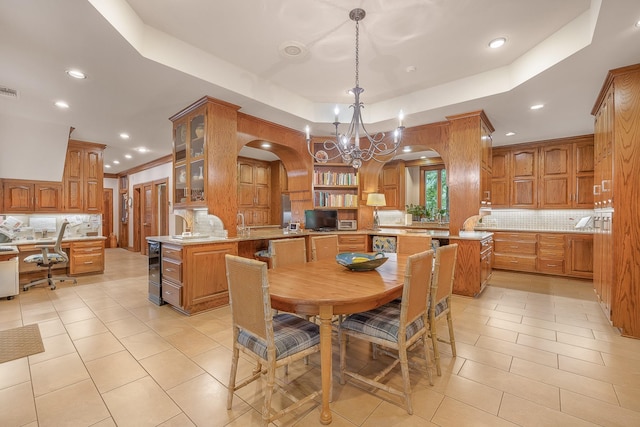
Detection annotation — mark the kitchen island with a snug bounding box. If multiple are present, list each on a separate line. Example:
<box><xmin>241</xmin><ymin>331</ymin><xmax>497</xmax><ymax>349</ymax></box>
<box><xmin>148</xmin><ymin>228</ymin><xmax>493</xmax><ymax>314</ymax></box>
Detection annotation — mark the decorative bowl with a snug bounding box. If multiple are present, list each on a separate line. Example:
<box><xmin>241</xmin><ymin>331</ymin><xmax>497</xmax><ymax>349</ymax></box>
<box><xmin>336</xmin><ymin>252</ymin><xmax>388</xmax><ymax>271</ymax></box>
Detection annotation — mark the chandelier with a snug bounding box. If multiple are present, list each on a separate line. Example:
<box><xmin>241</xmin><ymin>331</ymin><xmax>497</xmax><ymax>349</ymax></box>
<box><xmin>306</xmin><ymin>8</ymin><xmax>404</xmax><ymax>169</ymax></box>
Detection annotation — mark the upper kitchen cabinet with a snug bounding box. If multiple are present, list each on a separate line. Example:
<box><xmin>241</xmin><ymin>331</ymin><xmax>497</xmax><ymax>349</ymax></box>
<box><xmin>491</xmin><ymin>135</ymin><xmax>594</xmax><ymax>209</ymax></box>
<box><xmin>3</xmin><ymin>180</ymin><xmax>61</xmax><ymax>213</ymax></box>
<box><xmin>237</xmin><ymin>157</ymin><xmax>271</xmax><ymax>226</ymax></box>
<box><xmin>379</xmin><ymin>161</ymin><xmax>405</xmax><ymax>210</ymax></box>
<box><xmin>170</xmin><ymin>97</ymin><xmax>240</xmax><ymax>233</ymax></box>
<box><xmin>63</xmin><ymin>140</ymin><xmax>105</xmax><ymax>213</ymax></box>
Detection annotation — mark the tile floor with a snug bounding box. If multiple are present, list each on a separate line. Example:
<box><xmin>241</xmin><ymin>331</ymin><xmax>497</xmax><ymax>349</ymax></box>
<box><xmin>1</xmin><ymin>248</ymin><xmax>640</xmax><ymax>426</ymax></box>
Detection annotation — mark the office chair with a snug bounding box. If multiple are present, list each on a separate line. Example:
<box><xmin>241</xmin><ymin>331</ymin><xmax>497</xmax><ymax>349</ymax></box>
<box><xmin>23</xmin><ymin>220</ymin><xmax>77</xmax><ymax>291</ymax></box>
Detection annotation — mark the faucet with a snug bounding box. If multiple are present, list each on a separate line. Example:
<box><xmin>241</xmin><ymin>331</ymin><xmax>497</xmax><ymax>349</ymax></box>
<box><xmin>237</xmin><ymin>213</ymin><xmax>247</xmax><ymax>236</ymax></box>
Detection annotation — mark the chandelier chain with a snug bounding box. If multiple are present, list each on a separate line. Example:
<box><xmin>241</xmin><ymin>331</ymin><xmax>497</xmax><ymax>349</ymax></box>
<box><xmin>355</xmin><ymin>18</ymin><xmax>359</xmax><ymax>89</ymax></box>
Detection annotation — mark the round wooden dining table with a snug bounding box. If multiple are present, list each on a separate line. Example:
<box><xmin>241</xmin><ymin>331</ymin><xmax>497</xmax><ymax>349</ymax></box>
<box><xmin>268</xmin><ymin>253</ymin><xmax>407</xmax><ymax>425</ymax></box>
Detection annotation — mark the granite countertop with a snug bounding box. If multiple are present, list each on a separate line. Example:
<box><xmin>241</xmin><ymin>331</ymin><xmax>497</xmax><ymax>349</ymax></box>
<box><xmin>474</xmin><ymin>227</ymin><xmax>594</xmax><ymax>235</ymax></box>
<box><xmin>0</xmin><ymin>245</ymin><xmax>19</xmax><ymax>255</ymax></box>
<box><xmin>10</xmin><ymin>235</ymin><xmax>107</xmax><ymax>246</ymax></box>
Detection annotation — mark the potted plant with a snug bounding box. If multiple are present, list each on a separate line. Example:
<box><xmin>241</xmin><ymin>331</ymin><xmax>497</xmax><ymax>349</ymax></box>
<box><xmin>406</xmin><ymin>204</ymin><xmax>426</xmax><ymax>221</ymax></box>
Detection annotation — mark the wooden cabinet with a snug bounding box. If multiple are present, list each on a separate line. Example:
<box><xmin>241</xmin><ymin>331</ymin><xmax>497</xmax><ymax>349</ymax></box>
<box><xmin>493</xmin><ymin>232</ymin><xmax>537</xmax><ymax>272</ymax></box>
<box><xmin>158</xmin><ymin>241</ymin><xmax>238</xmax><ymax>315</ymax></box>
<box><xmin>338</xmin><ymin>234</ymin><xmax>367</xmax><ymax>252</ymax></box>
<box><xmin>172</xmin><ymin>109</ymin><xmax>206</xmax><ymax>208</ymax></box>
<box><xmin>537</xmin><ymin>233</ymin><xmax>565</xmax><ymax>275</ymax></box>
<box><xmin>491</xmin><ymin>136</ymin><xmax>594</xmax><ymax>209</ymax></box>
<box><xmin>2</xmin><ymin>180</ymin><xmax>63</xmax><ymax>213</ymax></box>
<box><xmin>448</xmin><ymin>234</ymin><xmax>493</xmax><ymax>297</ymax></box>
<box><xmin>238</xmin><ymin>157</ymin><xmax>271</xmax><ymax>226</ymax></box>
<box><xmin>63</xmin><ymin>140</ymin><xmax>105</xmax><ymax>213</ymax></box>
<box><xmin>565</xmin><ymin>234</ymin><xmax>593</xmax><ymax>279</ymax></box>
<box><xmin>69</xmin><ymin>240</ymin><xmax>105</xmax><ymax>275</ymax></box>
<box><xmin>480</xmin><ymin>121</ymin><xmax>492</xmax><ymax>207</ymax></box>
<box><xmin>379</xmin><ymin>161</ymin><xmax>405</xmax><ymax>210</ymax></box>
<box><xmin>591</xmin><ymin>63</ymin><xmax>640</xmax><ymax>337</ymax></box>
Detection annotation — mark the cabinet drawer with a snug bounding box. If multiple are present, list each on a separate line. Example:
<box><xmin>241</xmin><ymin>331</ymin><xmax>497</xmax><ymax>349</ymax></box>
<box><xmin>162</xmin><ymin>280</ymin><xmax>182</xmax><ymax>307</ymax></box>
<box><xmin>537</xmin><ymin>258</ymin><xmax>564</xmax><ymax>274</ymax></box>
<box><xmin>493</xmin><ymin>254</ymin><xmax>536</xmax><ymax>271</ymax></box>
<box><xmin>494</xmin><ymin>232</ymin><xmax>537</xmax><ymax>242</ymax></box>
<box><xmin>72</xmin><ymin>240</ymin><xmax>104</xmax><ymax>252</ymax></box>
<box><xmin>339</xmin><ymin>244</ymin><xmax>367</xmax><ymax>252</ymax></box>
<box><xmin>162</xmin><ymin>258</ymin><xmax>182</xmax><ymax>283</ymax></box>
<box><xmin>338</xmin><ymin>235</ymin><xmax>367</xmax><ymax>245</ymax></box>
<box><xmin>494</xmin><ymin>240</ymin><xmax>536</xmax><ymax>255</ymax></box>
<box><xmin>72</xmin><ymin>252</ymin><xmax>104</xmax><ymax>274</ymax></box>
<box><xmin>162</xmin><ymin>245</ymin><xmax>183</xmax><ymax>261</ymax></box>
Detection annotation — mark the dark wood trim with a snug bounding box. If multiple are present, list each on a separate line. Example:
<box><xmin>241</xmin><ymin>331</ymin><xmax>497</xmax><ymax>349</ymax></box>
<box><xmin>116</xmin><ymin>154</ymin><xmax>172</xmax><ymax>177</ymax></box>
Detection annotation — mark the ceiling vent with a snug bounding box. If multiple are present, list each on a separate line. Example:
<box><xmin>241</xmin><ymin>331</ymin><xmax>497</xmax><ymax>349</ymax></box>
<box><xmin>0</xmin><ymin>86</ymin><xmax>19</xmax><ymax>100</ymax></box>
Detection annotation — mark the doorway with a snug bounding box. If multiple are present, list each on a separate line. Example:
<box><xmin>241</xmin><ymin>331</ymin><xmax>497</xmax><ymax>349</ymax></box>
<box><xmin>102</xmin><ymin>188</ymin><xmax>114</xmax><ymax>247</ymax></box>
<box><xmin>133</xmin><ymin>178</ymin><xmax>169</xmax><ymax>255</ymax></box>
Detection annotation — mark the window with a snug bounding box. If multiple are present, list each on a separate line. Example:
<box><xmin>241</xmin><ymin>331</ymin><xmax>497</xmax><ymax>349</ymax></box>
<box><xmin>420</xmin><ymin>166</ymin><xmax>448</xmax><ymax>217</ymax></box>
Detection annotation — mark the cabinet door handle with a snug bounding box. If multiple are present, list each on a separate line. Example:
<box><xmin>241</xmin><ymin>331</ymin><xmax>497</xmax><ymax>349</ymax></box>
<box><xmin>510</xmin><ymin>260</ymin><xmax>519</xmax><ymax>263</ymax></box>
<box><xmin>593</xmin><ymin>184</ymin><xmax>601</xmax><ymax>195</ymax></box>
<box><xmin>165</xmin><ymin>268</ymin><xmax>175</xmax><ymax>272</ymax></box>
<box><xmin>83</xmin><ymin>261</ymin><xmax>93</xmax><ymax>265</ymax></box>
<box><xmin>509</xmin><ymin>245</ymin><xmax>519</xmax><ymax>249</ymax></box>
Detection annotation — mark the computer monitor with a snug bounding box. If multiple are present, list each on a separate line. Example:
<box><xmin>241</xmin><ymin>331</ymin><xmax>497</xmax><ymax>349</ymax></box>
<box><xmin>304</xmin><ymin>209</ymin><xmax>338</xmax><ymax>231</ymax></box>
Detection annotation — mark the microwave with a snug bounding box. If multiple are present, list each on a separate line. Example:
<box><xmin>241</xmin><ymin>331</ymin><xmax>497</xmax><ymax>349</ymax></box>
<box><xmin>337</xmin><ymin>219</ymin><xmax>357</xmax><ymax>231</ymax></box>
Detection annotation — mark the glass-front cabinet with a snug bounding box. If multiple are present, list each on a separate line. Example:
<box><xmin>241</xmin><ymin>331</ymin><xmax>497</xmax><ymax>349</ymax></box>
<box><xmin>173</xmin><ymin>111</ymin><xmax>206</xmax><ymax>207</ymax></box>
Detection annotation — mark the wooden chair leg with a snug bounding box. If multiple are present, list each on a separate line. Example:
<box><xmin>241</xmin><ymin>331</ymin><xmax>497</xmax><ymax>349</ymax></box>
<box><xmin>227</xmin><ymin>347</ymin><xmax>239</xmax><ymax>410</ymax></box>
<box><xmin>339</xmin><ymin>331</ymin><xmax>347</xmax><ymax>385</ymax></box>
<box><xmin>399</xmin><ymin>347</ymin><xmax>413</xmax><ymax>415</ymax></box>
<box><xmin>262</xmin><ymin>365</ymin><xmax>276</xmax><ymax>426</ymax></box>
<box><xmin>430</xmin><ymin>320</ymin><xmax>442</xmax><ymax>376</ymax></box>
<box><xmin>421</xmin><ymin>335</ymin><xmax>433</xmax><ymax>386</ymax></box>
<box><xmin>447</xmin><ymin>311</ymin><xmax>456</xmax><ymax>357</ymax></box>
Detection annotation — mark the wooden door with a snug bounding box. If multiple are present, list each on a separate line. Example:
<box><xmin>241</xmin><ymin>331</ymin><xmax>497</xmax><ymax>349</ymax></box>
<box><xmin>102</xmin><ymin>188</ymin><xmax>113</xmax><ymax>247</ymax></box>
<box><xmin>64</xmin><ymin>146</ymin><xmax>83</xmax><ymax>212</ymax></box>
<box><xmin>132</xmin><ymin>186</ymin><xmax>141</xmax><ymax>253</ymax></box>
<box><xmin>141</xmin><ymin>183</ymin><xmax>153</xmax><ymax>256</ymax></box>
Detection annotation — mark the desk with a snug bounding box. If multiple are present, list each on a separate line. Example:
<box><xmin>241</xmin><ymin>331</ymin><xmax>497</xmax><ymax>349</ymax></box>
<box><xmin>268</xmin><ymin>253</ymin><xmax>406</xmax><ymax>424</ymax></box>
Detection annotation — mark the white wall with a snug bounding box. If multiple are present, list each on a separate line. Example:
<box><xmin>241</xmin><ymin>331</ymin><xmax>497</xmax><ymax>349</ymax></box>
<box><xmin>104</xmin><ymin>177</ymin><xmax>118</xmax><ymax>237</ymax></box>
<box><xmin>405</xmin><ymin>166</ymin><xmax>420</xmax><ymax>206</ymax></box>
<box><xmin>126</xmin><ymin>163</ymin><xmax>173</xmax><ymax>243</ymax></box>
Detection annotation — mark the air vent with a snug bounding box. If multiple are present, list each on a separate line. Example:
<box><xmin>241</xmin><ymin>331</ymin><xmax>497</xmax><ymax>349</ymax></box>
<box><xmin>0</xmin><ymin>86</ymin><xmax>19</xmax><ymax>100</ymax></box>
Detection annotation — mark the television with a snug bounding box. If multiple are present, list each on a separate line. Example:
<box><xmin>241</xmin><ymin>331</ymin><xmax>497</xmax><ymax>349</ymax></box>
<box><xmin>304</xmin><ymin>209</ymin><xmax>338</xmax><ymax>231</ymax></box>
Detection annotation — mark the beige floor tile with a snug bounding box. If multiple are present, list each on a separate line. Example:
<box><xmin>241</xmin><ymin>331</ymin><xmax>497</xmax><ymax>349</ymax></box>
<box><xmin>57</xmin><ymin>306</ymin><xmax>95</xmax><ymax>324</ymax></box>
<box><xmin>487</xmin><ymin>317</ymin><xmax>558</xmax><ymax>340</ymax></box>
<box><xmin>102</xmin><ymin>376</ymin><xmax>181</xmax><ymax>427</ymax></box>
<box><xmin>0</xmin><ymin>357</ymin><xmax>31</xmax><ymax>389</ymax></box>
<box><xmin>93</xmin><ymin>305</ymin><xmax>134</xmax><ymax>323</ymax></box>
<box><xmin>462</xmin><ymin>305</ymin><xmax>524</xmax><ymax>323</ymax></box>
<box><xmin>164</xmin><ymin>327</ymin><xmax>220</xmax><ymax>357</ymax></box>
<box><xmin>453</xmin><ymin>341</ymin><xmax>513</xmax><ymax>371</ymax></box>
<box><xmin>0</xmin><ymin>381</ymin><xmax>37</xmax><ymax>426</ymax></box>
<box><xmin>167</xmin><ymin>373</ymin><xmax>252</xmax><ymax>427</ymax></box>
<box><xmin>560</xmin><ymin>333</ymin><xmax>640</xmax><ymax>363</ymax></box>
<box><xmin>510</xmin><ymin>357</ymin><xmax>618</xmax><ymax>404</ymax></box>
<box><xmin>521</xmin><ymin>315</ymin><xmax>595</xmax><ymax>338</ymax></box>
<box><xmin>359</xmin><ymin>400</ymin><xmax>435</xmax><ymax>426</ymax></box>
<box><xmin>35</xmin><ymin>378</ymin><xmax>110</xmax><ymax>427</ymax></box>
<box><xmin>498</xmin><ymin>392</ymin><xmax>598</xmax><ymax>426</ymax></box>
<box><xmin>157</xmin><ymin>412</ymin><xmax>197</xmax><ymax>427</ymax></box>
<box><xmin>140</xmin><ymin>348</ymin><xmax>205</xmax><ymax>390</ymax></box>
<box><xmin>85</xmin><ymin>350</ymin><xmax>148</xmax><ymax>393</ymax></box>
<box><xmin>560</xmin><ymin>389</ymin><xmax>640</xmax><ymax>426</ymax></box>
<box><xmin>476</xmin><ymin>335</ymin><xmax>558</xmax><ymax>367</ymax></box>
<box><xmin>145</xmin><ymin>315</ymin><xmax>193</xmax><ymax>337</ymax></box>
<box><xmin>30</xmin><ymin>352</ymin><xmax>90</xmax><ymax>396</ymax></box>
<box><xmin>430</xmin><ymin>370</ymin><xmax>503</xmax><ymax>414</ymax></box>
<box><xmin>460</xmin><ymin>359</ymin><xmax>561</xmax><ymax>409</ymax></box>
<box><xmin>65</xmin><ymin>316</ymin><xmax>109</xmax><ymax>340</ymax></box>
<box><xmin>106</xmin><ymin>315</ymin><xmax>150</xmax><ymax>338</ymax></box>
<box><xmin>119</xmin><ymin>329</ymin><xmax>173</xmax><ymax>360</ymax></box>
<box><xmin>431</xmin><ymin>396</ymin><xmax>518</xmax><ymax>427</ymax></box>
<box><xmin>559</xmin><ymin>355</ymin><xmax>640</xmax><ymax>389</ymax></box>
<box><xmin>36</xmin><ymin>318</ymin><xmax>67</xmax><ymax>338</ymax></box>
<box><xmin>517</xmin><ymin>334</ymin><xmax>604</xmax><ymax>364</ymax></box>
<box><xmin>28</xmin><ymin>332</ymin><xmax>76</xmax><ymax>364</ymax></box>
<box><xmin>495</xmin><ymin>303</ymin><xmax>557</xmax><ymax>322</ymax></box>
<box><xmin>74</xmin><ymin>330</ymin><xmax>125</xmax><ymax>361</ymax></box>
<box><xmin>614</xmin><ymin>384</ymin><xmax>640</xmax><ymax>412</ymax></box>
<box><xmin>328</xmin><ymin>382</ymin><xmax>383</xmax><ymax>425</ymax></box>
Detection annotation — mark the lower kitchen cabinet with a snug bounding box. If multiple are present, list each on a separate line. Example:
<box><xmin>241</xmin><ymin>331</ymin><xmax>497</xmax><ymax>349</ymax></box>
<box><xmin>566</xmin><ymin>234</ymin><xmax>594</xmax><ymax>278</ymax></box>
<box><xmin>69</xmin><ymin>240</ymin><xmax>105</xmax><ymax>275</ymax></box>
<box><xmin>338</xmin><ymin>234</ymin><xmax>367</xmax><ymax>252</ymax></box>
<box><xmin>448</xmin><ymin>234</ymin><xmax>493</xmax><ymax>297</ymax></box>
<box><xmin>159</xmin><ymin>241</ymin><xmax>238</xmax><ymax>315</ymax></box>
<box><xmin>493</xmin><ymin>232</ymin><xmax>537</xmax><ymax>272</ymax></box>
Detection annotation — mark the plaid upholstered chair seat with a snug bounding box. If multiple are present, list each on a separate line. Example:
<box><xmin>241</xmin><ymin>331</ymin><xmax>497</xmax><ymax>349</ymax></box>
<box><xmin>237</xmin><ymin>313</ymin><xmax>319</xmax><ymax>360</ymax></box>
<box><xmin>340</xmin><ymin>305</ymin><xmax>425</xmax><ymax>343</ymax></box>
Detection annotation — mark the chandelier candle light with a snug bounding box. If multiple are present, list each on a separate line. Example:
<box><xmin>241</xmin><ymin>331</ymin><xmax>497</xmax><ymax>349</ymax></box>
<box><xmin>306</xmin><ymin>8</ymin><xmax>404</xmax><ymax>169</ymax></box>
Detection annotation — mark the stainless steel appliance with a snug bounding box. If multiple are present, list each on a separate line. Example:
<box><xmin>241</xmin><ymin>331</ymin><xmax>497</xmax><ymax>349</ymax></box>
<box><xmin>148</xmin><ymin>240</ymin><xmax>164</xmax><ymax>305</ymax></box>
<box><xmin>281</xmin><ymin>194</ymin><xmax>291</xmax><ymax>227</ymax></box>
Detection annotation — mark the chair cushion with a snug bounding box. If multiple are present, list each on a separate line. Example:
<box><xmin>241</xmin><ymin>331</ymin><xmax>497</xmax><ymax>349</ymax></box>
<box><xmin>238</xmin><ymin>313</ymin><xmax>319</xmax><ymax>360</ymax></box>
<box><xmin>429</xmin><ymin>298</ymin><xmax>449</xmax><ymax>318</ymax></box>
<box><xmin>341</xmin><ymin>304</ymin><xmax>424</xmax><ymax>343</ymax></box>
<box><xmin>23</xmin><ymin>254</ymin><xmax>67</xmax><ymax>264</ymax></box>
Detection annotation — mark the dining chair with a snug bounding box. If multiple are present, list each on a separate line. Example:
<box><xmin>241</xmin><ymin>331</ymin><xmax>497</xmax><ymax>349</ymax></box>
<box><xmin>269</xmin><ymin>237</ymin><xmax>307</xmax><ymax>268</ymax></box>
<box><xmin>396</xmin><ymin>234</ymin><xmax>433</xmax><ymax>255</ymax></box>
<box><xmin>339</xmin><ymin>249</ymin><xmax>435</xmax><ymax>414</ymax></box>
<box><xmin>310</xmin><ymin>234</ymin><xmax>339</xmax><ymax>261</ymax></box>
<box><xmin>23</xmin><ymin>220</ymin><xmax>77</xmax><ymax>291</ymax></box>
<box><xmin>225</xmin><ymin>254</ymin><xmax>321</xmax><ymax>426</ymax></box>
<box><xmin>429</xmin><ymin>243</ymin><xmax>458</xmax><ymax>376</ymax></box>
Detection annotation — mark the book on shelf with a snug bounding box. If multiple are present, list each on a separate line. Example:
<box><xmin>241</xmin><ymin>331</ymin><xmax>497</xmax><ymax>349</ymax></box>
<box><xmin>313</xmin><ymin>170</ymin><xmax>358</xmax><ymax>186</ymax></box>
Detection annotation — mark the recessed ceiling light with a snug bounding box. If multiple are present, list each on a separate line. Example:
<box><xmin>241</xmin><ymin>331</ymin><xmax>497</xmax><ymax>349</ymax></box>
<box><xmin>120</xmin><ymin>133</ymin><xmax>130</xmax><ymax>139</ymax></box>
<box><xmin>489</xmin><ymin>37</ymin><xmax>506</xmax><ymax>49</ymax></box>
<box><xmin>105</xmin><ymin>164</ymin><xmax>111</xmax><ymax>169</ymax></box>
<box><xmin>635</xmin><ymin>20</ymin><xmax>640</xmax><ymax>28</ymax></box>
<box><xmin>54</xmin><ymin>100</ymin><xmax>69</xmax><ymax>109</ymax></box>
<box><xmin>137</xmin><ymin>147</ymin><xmax>148</xmax><ymax>153</ymax></box>
<box><xmin>113</xmin><ymin>160</ymin><xmax>120</xmax><ymax>164</ymax></box>
<box><xmin>505</xmin><ymin>132</ymin><xmax>516</xmax><ymax>136</ymax></box>
<box><xmin>261</xmin><ymin>142</ymin><xmax>271</xmax><ymax>148</ymax></box>
<box><xmin>420</xmin><ymin>156</ymin><xmax>426</xmax><ymax>159</ymax></box>
<box><xmin>65</xmin><ymin>69</ymin><xmax>86</xmax><ymax>79</ymax></box>
<box><xmin>530</xmin><ymin>104</ymin><xmax>544</xmax><ymax>110</ymax></box>
<box><xmin>406</xmin><ymin>65</ymin><xmax>417</xmax><ymax>73</ymax></box>
<box><xmin>124</xmin><ymin>154</ymin><xmax>132</xmax><ymax>159</ymax></box>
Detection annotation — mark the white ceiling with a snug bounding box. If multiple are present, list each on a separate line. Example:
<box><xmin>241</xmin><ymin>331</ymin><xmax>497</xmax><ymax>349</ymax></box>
<box><xmin>1</xmin><ymin>0</ymin><xmax>639</xmax><ymax>175</ymax></box>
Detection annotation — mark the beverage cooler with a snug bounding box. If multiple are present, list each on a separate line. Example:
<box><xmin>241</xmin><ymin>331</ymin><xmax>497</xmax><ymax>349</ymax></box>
<box><xmin>148</xmin><ymin>240</ymin><xmax>164</xmax><ymax>305</ymax></box>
